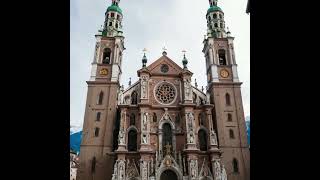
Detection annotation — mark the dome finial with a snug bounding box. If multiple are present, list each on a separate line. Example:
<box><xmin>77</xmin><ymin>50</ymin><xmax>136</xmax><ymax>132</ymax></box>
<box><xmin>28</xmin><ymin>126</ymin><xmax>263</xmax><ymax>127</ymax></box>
<box><xmin>162</xmin><ymin>46</ymin><xmax>167</xmax><ymax>56</ymax></box>
<box><xmin>182</xmin><ymin>50</ymin><xmax>188</xmax><ymax>69</ymax></box>
<box><xmin>142</xmin><ymin>48</ymin><xmax>148</xmax><ymax>68</ymax></box>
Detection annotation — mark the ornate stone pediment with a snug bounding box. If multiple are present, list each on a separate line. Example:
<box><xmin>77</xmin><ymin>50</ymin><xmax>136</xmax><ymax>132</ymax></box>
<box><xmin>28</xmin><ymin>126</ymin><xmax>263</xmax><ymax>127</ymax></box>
<box><xmin>199</xmin><ymin>159</ymin><xmax>213</xmax><ymax>180</ymax></box>
<box><xmin>126</xmin><ymin>159</ymin><xmax>140</xmax><ymax>179</ymax></box>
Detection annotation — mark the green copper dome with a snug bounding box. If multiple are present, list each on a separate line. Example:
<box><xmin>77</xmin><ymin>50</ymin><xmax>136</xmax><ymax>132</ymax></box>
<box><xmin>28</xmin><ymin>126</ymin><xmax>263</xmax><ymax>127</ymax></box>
<box><xmin>207</xmin><ymin>6</ymin><xmax>222</xmax><ymax>14</ymax></box>
<box><xmin>107</xmin><ymin>4</ymin><xmax>122</xmax><ymax>15</ymax></box>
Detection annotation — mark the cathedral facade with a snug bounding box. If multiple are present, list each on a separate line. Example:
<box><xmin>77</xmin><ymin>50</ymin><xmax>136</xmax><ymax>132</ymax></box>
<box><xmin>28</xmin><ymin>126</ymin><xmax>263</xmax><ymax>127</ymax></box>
<box><xmin>77</xmin><ymin>1</ymin><xmax>250</xmax><ymax>180</ymax></box>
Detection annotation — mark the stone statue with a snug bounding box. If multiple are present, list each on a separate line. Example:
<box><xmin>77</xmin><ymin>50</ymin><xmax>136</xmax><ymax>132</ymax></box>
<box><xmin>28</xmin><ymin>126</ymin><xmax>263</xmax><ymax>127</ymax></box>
<box><xmin>143</xmin><ymin>113</ymin><xmax>148</xmax><ymax>130</ymax></box>
<box><xmin>184</xmin><ymin>79</ymin><xmax>191</xmax><ymax>99</ymax></box>
<box><xmin>118</xmin><ymin>161</ymin><xmax>125</xmax><ymax>180</ymax></box>
<box><xmin>221</xmin><ymin>164</ymin><xmax>227</xmax><ymax>180</ymax></box>
<box><xmin>190</xmin><ymin>160</ymin><xmax>197</xmax><ymax>179</ymax></box>
<box><xmin>112</xmin><ymin>160</ymin><xmax>118</xmax><ymax>179</ymax></box>
<box><xmin>210</xmin><ymin>129</ymin><xmax>217</xmax><ymax>145</ymax></box>
<box><xmin>206</xmin><ymin>92</ymin><xmax>210</xmax><ymax>104</ymax></box>
<box><xmin>142</xmin><ymin>134</ymin><xmax>147</xmax><ymax>144</ymax></box>
<box><xmin>189</xmin><ymin>131</ymin><xmax>195</xmax><ymax>143</ymax></box>
<box><xmin>118</xmin><ymin>129</ymin><xmax>125</xmax><ymax>144</ymax></box>
<box><xmin>141</xmin><ymin>76</ymin><xmax>148</xmax><ymax>98</ymax></box>
<box><xmin>214</xmin><ymin>160</ymin><xmax>221</xmax><ymax>180</ymax></box>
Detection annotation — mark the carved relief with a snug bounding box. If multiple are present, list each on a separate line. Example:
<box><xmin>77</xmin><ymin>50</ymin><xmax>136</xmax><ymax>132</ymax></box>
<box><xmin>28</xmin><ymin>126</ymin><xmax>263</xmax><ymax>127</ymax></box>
<box><xmin>184</xmin><ymin>78</ymin><xmax>192</xmax><ymax>100</ymax></box>
<box><xmin>141</xmin><ymin>76</ymin><xmax>148</xmax><ymax>99</ymax></box>
<box><xmin>189</xmin><ymin>159</ymin><xmax>198</xmax><ymax>180</ymax></box>
<box><xmin>118</xmin><ymin>160</ymin><xmax>126</xmax><ymax>180</ymax></box>
<box><xmin>210</xmin><ymin>128</ymin><xmax>218</xmax><ymax>145</ymax></box>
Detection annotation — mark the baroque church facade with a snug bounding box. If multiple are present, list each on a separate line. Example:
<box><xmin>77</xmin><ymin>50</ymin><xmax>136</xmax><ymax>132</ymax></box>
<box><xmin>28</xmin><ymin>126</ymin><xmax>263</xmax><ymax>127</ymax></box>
<box><xmin>77</xmin><ymin>0</ymin><xmax>250</xmax><ymax>180</ymax></box>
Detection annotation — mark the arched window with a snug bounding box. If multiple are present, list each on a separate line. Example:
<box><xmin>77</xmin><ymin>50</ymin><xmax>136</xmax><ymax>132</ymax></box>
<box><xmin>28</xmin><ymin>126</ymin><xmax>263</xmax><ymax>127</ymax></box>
<box><xmin>208</xmin><ymin>16</ymin><xmax>211</xmax><ymax>21</ymax></box>
<box><xmin>162</xmin><ymin>123</ymin><xmax>172</xmax><ymax>155</ymax></box>
<box><xmin>94</xmin><ymin>127</ymin><xmax>100</xmax><ymax>137</ymax></box>
<box><xmin>91</xmin><ymin>156</ymin><xmax>96</xmax><ymax>173</ymax></box>
<box><xmin>219</xmin><ymin>14</ymin><xmax>223</xmax><ymax>19</ymax></box>
<box><xmin>233</xmin><ymin>158</ymin><xmax>239</xmax><ymax>173</ymax></box>
<box><xmin>115</xmin><ymin>23</ymin><xmax>118</xmax><ymax>29</ymax></box>
<box><xmin>214</xmin><ymin>23</ymin><xmax>218</xmax><ymax>27</ymax></box>
<box><xmin>130</xmin><ymin>113</ymin><xmax>135</xmax><ymax>126</ymax></box>
<box><xmin>225</xmin><ymin>93</ymin><xmax>231</xmax><ymax>106</ymax></box>
<box><xmin>131</xmin><ymin>91</ymin><xmax>137</xmax><ymax>105</ymax></box>
<box><xmin>199</xmin><ymin>112</ymin><xmax>205</xmax><ymax>126</ymax></box>
<box><xmin>127</xmin><ymin>129</ymin><xmax>137</xmax><ymax>151</ymax></box>
<box><xmin>108</xmin><ymin>22</ymin><xmax>112</xmax><ymax>26</ymax></box>
<box><xmin>218</xmin><ymin>49</ymin><xmax>226</xmax><ymax>65</ymax></box>
<box><xmin>220</xmin><ymin>23</ymin><xmax>223</xmax><ymax>28</ymax></box>
<box><xmin>153</xmin><ymin>112</ymin><xmax>157</xmax><ymax>122</ymax></box>
<box><xmin>198</xmin><ymin>129</ymin><xmax>208</xmax><ymax>151</ymax></box>
<box><xmin>227</xmin><ymin>113</ymin><xmax>232</xmax><ymax>121</ymax></box>
<box><xmin>111</xmin><ymin>13</ymin><xmax>114</xmax><ymax>17</ymax></box>
<box><xmin>97</xmin><ymin>91</ymin><xmax>104</xmax><ymax>105</ymax></box>
<box><xmin>213</xmin><ymin>13</ymin><xmax>217</xmax><ymax>19</ymax></box>
<box><xmin>229</xmin><ymin>129</ymin><xmax>235</xmax><ymax>139</ymax></box>
<box><xmin>96</xmin><ymin>112</ymin><xmax>101</xmax><ymax>121</ymax></box>
<box><xmin>102</xmin><ymin>48</ymin><xmax>111</xmax><ymax>64</ymax></box>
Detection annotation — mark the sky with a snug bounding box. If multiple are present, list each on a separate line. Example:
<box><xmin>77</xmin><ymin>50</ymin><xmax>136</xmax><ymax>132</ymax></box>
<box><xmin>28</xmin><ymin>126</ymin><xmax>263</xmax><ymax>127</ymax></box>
<box><xmin>70</xmin><ymin>0</ymin><xmax>250</xmax><ymax>131</ymax></box>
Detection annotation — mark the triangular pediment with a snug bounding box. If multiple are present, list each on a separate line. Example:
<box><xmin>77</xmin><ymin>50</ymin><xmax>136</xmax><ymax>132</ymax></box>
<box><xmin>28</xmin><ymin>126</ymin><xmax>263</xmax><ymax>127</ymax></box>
<box><xmin>146</xmin><ymin>55</ymin><xmax>185</xmax><ymax>76</ymax></box>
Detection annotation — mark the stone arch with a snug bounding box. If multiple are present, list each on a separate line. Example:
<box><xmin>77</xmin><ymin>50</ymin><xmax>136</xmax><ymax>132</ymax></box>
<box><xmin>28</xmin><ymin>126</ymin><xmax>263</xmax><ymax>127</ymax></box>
<box><xmin>157</xmin><ymin>167</ymin><xmax>183</xmax><ymax>180</ymax></box>
<box><xmin>197</xmin><ymin>126</ymin><xmax>209</xmax><ymax>150</ymax></box>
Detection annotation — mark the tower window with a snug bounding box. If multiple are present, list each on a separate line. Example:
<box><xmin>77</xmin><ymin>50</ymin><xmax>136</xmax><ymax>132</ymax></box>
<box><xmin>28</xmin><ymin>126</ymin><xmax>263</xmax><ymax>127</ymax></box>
<box><xmin>94</xmin><ymin>127</ymin><xmax>100</xmax><ymax>137</ymax></box>
<box><xmin>130</xmin><ymin>113</ymin><xmax>135</xmax><ymax>126</ymax></box>
<box><xmin>115</xmin><ymin>23</ymin><xmax>118</xmax><ymax>29</ymax></box>
<box><xmin>218</xmin><ymin>49</ymin><xmax>226</xmax><ymax>65</ymax></box>
<box><xmin>225</xmin><ymin>93</ymin><xmax>231</xmax><ymax>106</ymax></box>
<box><xmin>214</xmin><ymin>23</ymin><xmax>218</xmax><ymax>28</ymax></box>
<box><xmin>153</xmin><ymin>112</ymin><xmax>157</xmax><ymax>122</ymax></box>
<box><xmin>131</xmin><ymin>91</ymin><xmax>138</xmax><ymax>105</ymax></box>
<box><xmin>213</xmin><ymin>14</ymin><xmax>217</xmax><ymax>19</ymax></box>
<box><xmin>108</xmin><ymin>22</ymin><xmax>112</xmax><ymax>26</ymax></box>
<box><xmin>219</xmin><ymin>14</ymin><xmax>223</xmax><ymax>19</ymax></box>
<box><xmin>102</xmin><ymin>48</ymin><xmax>111</xmax><ymax>64</ymax></box>
<box><xmin>111</xmin><ymin>13</ymin><xmax>114</xmax><ymax>17</ymax></box>
<box><xmin>198</xmin><ymin>129</ymin><xmax>208</xmax><ymax>151</ymax></box>
<box><xmin>97</xmin><ymin>91</ymin><xmax>104</xmax><ymax>105</ymax></box>
<box><xmin>208</xmin><ymin>16</ymin><xmax>211</xmax><ymax>21</ymax></box>
<box><xmin>96</xmin><ymin>112</ymin><xmax>101</xmax><ymax>121</ymax></box>
<box><xmin>233</xmin><ymin>158</ymin><xmax>239</xmax><ymax>173</ymax></box>
<box><xmin>220</xmin><ymin>23</ymin><xmax>223</xmax><ymax>28</ymax></box>
<box><xmin>91</xmin><ymin>156</ymin><xmax>96</xmax><ymax>173</ymax></box>
<box><xmin>117</xmin><ymin>15</ymin><xmax>120</xmax><ymax>20</ymax></box>
<box><xmin>229</xmin><ymin>129</ymin><xmax>235</xmax><ymax>139</ymax></box>
<box><xmin>128</xmin><ymin>129</ymin><xmax>137</xmax><ymax>151</ymax></box>
<box><xmin>227</xmin><ymin>113</ymin><xmax>232</xmax><ymax>122</ymax></box>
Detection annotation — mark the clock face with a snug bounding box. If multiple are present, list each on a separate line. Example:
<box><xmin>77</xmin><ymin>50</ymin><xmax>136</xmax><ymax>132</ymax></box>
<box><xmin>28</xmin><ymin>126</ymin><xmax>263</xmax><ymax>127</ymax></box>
<box><xmin>100</xmin><ymin>68</ymin><xmax>108</xmax><ymax>76</ymax></box>
<box><xmin>220</xmin><ymin>69</ymin><xmax>229</xmax><ymax>78</ymax></box>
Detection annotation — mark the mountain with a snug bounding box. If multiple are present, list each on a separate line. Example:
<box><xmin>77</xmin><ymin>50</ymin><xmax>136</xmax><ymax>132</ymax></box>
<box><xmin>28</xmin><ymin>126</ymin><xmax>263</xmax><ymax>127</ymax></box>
<box><xmin>70</xmin><ymin>131</ymin><xmax>82</xmax><ymax>154</ymax></box>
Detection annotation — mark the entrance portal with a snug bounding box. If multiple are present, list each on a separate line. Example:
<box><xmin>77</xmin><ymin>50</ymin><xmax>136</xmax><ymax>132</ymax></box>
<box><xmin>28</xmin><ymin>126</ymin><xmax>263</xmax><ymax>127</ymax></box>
<box><xmin>160</xmin><ymin>170</ymin><xmax>178</xmax><ymax>180</ymax></box>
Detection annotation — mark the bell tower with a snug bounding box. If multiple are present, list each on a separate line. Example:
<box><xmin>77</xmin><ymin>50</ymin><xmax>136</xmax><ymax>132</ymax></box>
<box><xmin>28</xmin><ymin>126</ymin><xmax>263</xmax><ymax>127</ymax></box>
<box><xmin>77</xmin><ymin>0</ymin><xmax>125</xmax><ymax>180</ymax></box>
<box><xmin>203</xmin><ymin>1</ymin><xmax>250</xmax><ymax>180</ymax></box>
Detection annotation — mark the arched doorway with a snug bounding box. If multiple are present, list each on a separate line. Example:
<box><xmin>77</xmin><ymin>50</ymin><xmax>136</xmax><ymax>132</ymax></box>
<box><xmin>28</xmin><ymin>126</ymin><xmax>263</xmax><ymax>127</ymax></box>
<box><xmin>160</xmin><ymin>170</ymin><xmax>178</xmax><ymax>180</ymax></box>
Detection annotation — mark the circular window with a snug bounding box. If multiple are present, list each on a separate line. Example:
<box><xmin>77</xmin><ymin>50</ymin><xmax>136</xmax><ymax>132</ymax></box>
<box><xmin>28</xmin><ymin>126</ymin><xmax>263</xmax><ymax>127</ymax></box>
<box><xmin>155</xmin><ymin>83</ymin><xmax>176</xmax><ymax>104</ymax></box>
<box><xmin>161</xmin><ymin>64</ymin><xmax>169</xmax><ymax>73</ymax></box>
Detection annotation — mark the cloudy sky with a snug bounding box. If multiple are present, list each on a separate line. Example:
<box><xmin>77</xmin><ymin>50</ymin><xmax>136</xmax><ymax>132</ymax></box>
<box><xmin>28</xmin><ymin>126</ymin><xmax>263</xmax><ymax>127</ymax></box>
<box><xmin>70</xmin><ymin>0</ymin><xmax>250</xmax><ymax>131</ymax></box>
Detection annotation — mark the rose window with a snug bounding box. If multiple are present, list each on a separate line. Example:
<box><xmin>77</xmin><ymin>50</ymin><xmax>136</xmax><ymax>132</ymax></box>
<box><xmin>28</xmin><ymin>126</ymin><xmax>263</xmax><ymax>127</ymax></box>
<box><xmin>155</xmin><ymin>83</ymin><xmax>176</xmax><ymax>104</ymax></box>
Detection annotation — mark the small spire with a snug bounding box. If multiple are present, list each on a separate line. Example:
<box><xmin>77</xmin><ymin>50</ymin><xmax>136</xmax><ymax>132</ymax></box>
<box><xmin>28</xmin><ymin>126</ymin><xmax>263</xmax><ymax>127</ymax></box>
<box><xmin>142</xmin><ymin>48</ymin><xmax>148</xmax><ymax>68</ymax></box>
<box><xmin>195</xmin><ymin>79</ymin><xmax>198</xmax><ymax>88</ymax></box>
<box><xmin>162</xmin><ymin>46</ymin><xmax>167</xmax><ymax>56</ymax></box>
<box><xmin>128</xmin><ymin>77</ymin><xmax>131</xmax><ymax>86</ymax></box>
<box><xmin>182</xmin><ymin>50</ymin><xmax>188</xmax><ymax>69</ymax></box>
